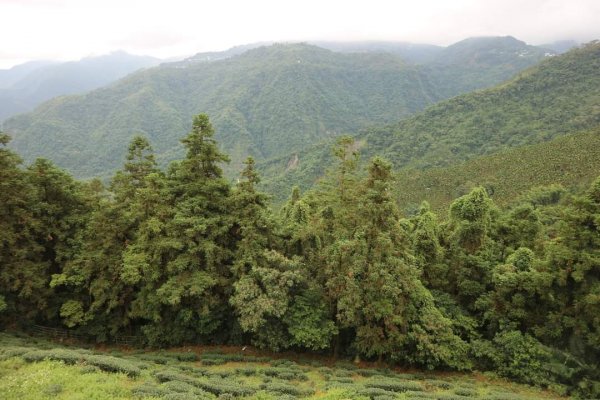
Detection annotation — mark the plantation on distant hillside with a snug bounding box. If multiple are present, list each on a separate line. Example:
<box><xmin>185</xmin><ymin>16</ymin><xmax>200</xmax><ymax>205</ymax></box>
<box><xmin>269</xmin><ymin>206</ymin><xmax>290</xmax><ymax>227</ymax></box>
<box><xmin>394</xmin><ymin>127</ymin><xmax>600</xmax><ymax>214</ymax></box>
<box><xmin>259</xmin><ymin>41</ymin><xmax>600</xmax><ymax>203</ymax></box>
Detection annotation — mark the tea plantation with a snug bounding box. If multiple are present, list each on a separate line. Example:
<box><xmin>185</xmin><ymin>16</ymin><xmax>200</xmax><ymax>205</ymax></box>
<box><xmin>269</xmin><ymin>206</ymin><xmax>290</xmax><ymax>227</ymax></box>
<box><xmin>0</xmin><ymin>333</ymin><xmax>564</xmax><ymax>400</ymax></box>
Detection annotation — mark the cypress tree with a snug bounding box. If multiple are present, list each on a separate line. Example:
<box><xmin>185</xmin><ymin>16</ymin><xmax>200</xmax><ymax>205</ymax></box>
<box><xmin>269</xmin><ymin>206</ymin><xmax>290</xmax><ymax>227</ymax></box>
<box><xmin>130</xmin><ymin>114</ymin><xmax>234</xmax><ymax>345</ymax></box>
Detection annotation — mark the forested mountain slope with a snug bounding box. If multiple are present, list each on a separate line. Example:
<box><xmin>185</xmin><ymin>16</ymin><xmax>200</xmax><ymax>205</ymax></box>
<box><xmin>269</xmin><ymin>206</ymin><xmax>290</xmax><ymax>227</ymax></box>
<box><xmin>259</xmin><ymin>41</ymin><xmax>600</xmax><ymax>203</ymax></box>
<box><xmin>394</xmin><ymin>127</ymin><xmax>600</xmax><ymax>214</ymax></box>
<box><xmin>0</xmin><ymin>52</ymin><xmax>160</xmax><ymax>121</ymax></box>
<box><xmin>4</xmin><ymin>38</ymin><xmax>551</xmax><ymax>180</ymax></box>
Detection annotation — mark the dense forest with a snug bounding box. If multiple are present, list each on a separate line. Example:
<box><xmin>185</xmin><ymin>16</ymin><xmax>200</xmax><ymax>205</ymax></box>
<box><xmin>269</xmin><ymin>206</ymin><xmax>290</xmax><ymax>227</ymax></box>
<box><xmin>258</xmin><ymin>41</ymin><xmax>600</xmax><ymax>203</ymax></box>
<box><xmin>4</xmin><ymin>37</ymin><xmax>551</xmax><ymax>180</ymax></box>
<box><xmin>1</xmin><ymin>114</ymin><xmax>599</xmax><ymax>398</ymax></box>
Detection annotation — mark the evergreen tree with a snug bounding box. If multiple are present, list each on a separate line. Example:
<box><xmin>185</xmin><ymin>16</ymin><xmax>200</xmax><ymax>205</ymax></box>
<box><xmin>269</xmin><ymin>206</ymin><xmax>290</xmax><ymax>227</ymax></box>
<box><xmin>27</xmin><ymin>158</ymin><xmax>89</xmax><ymax>323</ymax></box>
<box><xmin>544</xmin><ymin>177</ymin><xmax>600</xmax><ymax>360</ymax></box>
<box><xmin>52</xmin><ymin>136</ymin><xmax>158</xmax><ymax>339</ymax></box>
<box><xmin>330</xmin><ymin>156</ymin><xmax>469</xmax><ymax>368</ymax></box>
<box><xmin>0</xmin><ymin>133</ymin><xmax>41</xmax><ymax>323</ymax></box>
<box><xmin>230</xmin><ymin>158</ymin><xmax>335</xmax><ymax>350</ymax></box>
<box><xmin>129</xmin><ymin>114</ymin><xmax>234</xmax><ymax>345</ymax></box>
<box><xmin>411</xmin><ymin>201</ymin><xmax>446</xmax><ymax>289</ymax></box>
<box><xmin>444</xmin><ymin>187</ymin><xmax>498</xmax><ymax>310</ymax></box>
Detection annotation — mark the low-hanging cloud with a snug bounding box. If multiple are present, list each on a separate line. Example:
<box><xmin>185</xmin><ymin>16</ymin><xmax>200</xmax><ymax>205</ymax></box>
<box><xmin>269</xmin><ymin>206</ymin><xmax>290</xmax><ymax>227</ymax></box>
<box><xmin>0</xmin><ymin>0</ymin><xmax>598</xmax><ymax>68</ymax></box>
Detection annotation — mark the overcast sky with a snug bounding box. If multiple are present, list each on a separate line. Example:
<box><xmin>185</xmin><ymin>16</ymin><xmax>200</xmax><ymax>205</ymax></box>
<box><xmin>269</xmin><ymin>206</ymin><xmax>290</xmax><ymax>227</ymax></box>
<box><xmin>1</xmin><ymin>0</ymin><xmax>599</xmax><ymax>68</ymax></box>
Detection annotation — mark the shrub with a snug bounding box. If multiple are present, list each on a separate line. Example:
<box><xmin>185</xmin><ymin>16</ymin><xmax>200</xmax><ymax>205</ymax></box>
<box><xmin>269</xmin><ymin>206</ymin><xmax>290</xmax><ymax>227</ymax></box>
<box><xmin>196</xmin><ymin>380</ymin><xmax>256</xmax><ymax>397</ymax></box>
<box><xmin>80</xmin><ymin>365</ymin><xmax>100</xmax><ymax>374</ymax></box>
<box><xmin>357</xmin><ymin>387</ymin><xmax>396</xmax><ymax>399</ymax></box>
<box><xmin>373</xmin><ymin>395</ymin><xmax>396</xmax><ymax>400</ymax></box>
<box><xmin>333</xmin><ymin>369</ymin><xmax>354</xmax><ymax>377</ymax></box>
<box><xmin>333</xmin><ymin>361</ymin><xmax>357</xmax><ymax>370</ymax></box>
<box><xmin>202</xmin><ymin>358</ymin><xmax>226</xmax><ymax>366</ymax></box>
<box><xmin>164</xmin><ymin>394</ymin><xmax>206</xmax><ymax>400</ymax></box>
<box><xmin>236</xmin><ymin>367</ymin><xmax>258</xmax><ymax>376</ymax></box>
<box><xmin>435</xmin><ymin>395</ymin><xmax>474</xmax><ymax>400</ymax></box>
<box><xmin>262</xmin><ymin>367</ymin><xmax>307</xmax><ymax>381</ymax></box>
<box><xmin>471</xmin><ymin>331</ymin><xmax>551</xmax><ymax>386</ymax></box>
<box><xmin>132</xmin><ymin>383</ymin><xmax>169</xmax><ymax>398</ymax></box>
<box><xmin>425</xmin><ymin>379</ymin><xmax>452</xmax><ymax>389</ymax></box>
<box><xmin>356</xmin><ymin>369</ymin><xmax>380</xmax><ymax>377</ymax></box>
<box><xmin>0</xmin><ymin>346</ymin><xmax>35</xmax><ymax>360</ymax></box>
<box><xmin>205</xmin><ymin>370</ymin><xmax>234</xmax><ymax>379</ymax></box>
<box><xmin>164</xmin><ymin>352</ymin><xmax>198</xmax><ymax>362</ymax></box>
<box><xmin>245</xmin><ymin>356</ymin><xmax>272</xmax><ymax>363</ymax></box>
<box><xmin>140</xmin><ymin>354</ymin><xmax>170</xmax><ymax>364</ymax></box>
<box><xmin>365</xmin><ymin>379</ymin><xmax>423</xmax><ymax>393</ymax></box>
<box><xmin>259</xmin><ymin>382</ymin><xmax>315</xmax><ymax>396</ymax></box>
<box><xmin>330</xmin><ymin>377</ymin><xmax>353</xmax><ymax>384</ymax></box>
<box><xmin>85</xmin><ymin>354</ymin><xmax>141</xmax><ymax>377</ymax></box>
<box><xmin>405</xmin><ymin>391</ymin><xmax>438</xmax><ymax>399</ymax></box>
<box><xmin>395</xmin><ymin>373</ymin><xmax>417</xmax><ymax>380</ymax></box>
<box><xmin>43</xmin><ymin>383</ymin><xmax>63</xmax><ymax>396</ymax></box>
<box><xmin>163</xmin><ymin>380</ymin><xmax>202</xmax><ymax>393</ymax></box>
<box><xmin>22</xmin><ymin>349</ymin><xmax>84</xmax><ymax>365</ymax></box>
<box><xmin>484</xmin><ymin>393</ymin><xmax>525</xmax><ymax>400</ymax></box>
<box><xmin>454</xmin><ymin>388</ymin><xmax>477</xmax><ymax>397</ymax></box>
<box><xmin>155</xmin><ymin>370</ymin><xmax>198</xmax><ymax>385</ymax></box>
<box><xmin>271</xmin><ymin>359</ymin><xmax>297</xmax><ymax>367</ymax></box>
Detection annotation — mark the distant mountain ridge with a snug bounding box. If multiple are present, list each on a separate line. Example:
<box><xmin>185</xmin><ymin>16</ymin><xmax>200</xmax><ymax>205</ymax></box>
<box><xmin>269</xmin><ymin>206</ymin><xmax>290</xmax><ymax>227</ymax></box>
<box><xmin>4</xmin><ymin>36</ymin><xmax>555</xmax><ymax>181</ymax></box>
<box><xmin>0</xmin><ymin>60</ymin><xmax>58</xmax><ymax>89</ymax></box>
<box><xmin>258</xmin><ymin>41</ymin><xmax>600</xmax><ymax>203</ymax></box>
<box><xmin>0</xmin><ymin>51</ymin><xmax>161</xmax><ymax>121</ymax></box>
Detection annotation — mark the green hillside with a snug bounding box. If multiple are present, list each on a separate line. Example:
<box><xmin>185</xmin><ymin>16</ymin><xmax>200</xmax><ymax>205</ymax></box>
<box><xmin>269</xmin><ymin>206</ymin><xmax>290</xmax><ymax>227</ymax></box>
<box><xmin>423</xmin><ymin>36</ymin><xmax>556</xmax><ymax>99</ymax></box>
<box><xmin>259</xmin><ymin>42</ymin><xmax>600</xmax><ymax>203</ymax></box>
<box><xmin>0</xmin><ymin>333</ymin><xmax>561</xmax><ymax>400</ymax></box>
<box><xmin>0</xmin><ymin>52</ymin><xmax>160</xmax><ymax>121</ymax></box>
<box><xmin>4</xmin><ymin>39</ymin><xmax>550</xmax><ymax>180</ymax></box>
<box><xmin>394</xmin><ymin>127</ymin><xmax>600</xmax><ymax>214</ymax></box>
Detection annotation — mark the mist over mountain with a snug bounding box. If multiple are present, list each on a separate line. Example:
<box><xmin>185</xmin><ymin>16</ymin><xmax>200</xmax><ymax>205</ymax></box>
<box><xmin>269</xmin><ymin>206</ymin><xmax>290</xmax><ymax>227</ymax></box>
<box><xmin>540</xmin><ymin>39</ymin><xmax>580</xmax><ymax>54</ymax></box>
<box><xmin>0</xmin><ymin>51</ymin><xmax>161</xmax><ymax>121</ymax></box>
<box><xmin>0</xmin><ymin>60</ymin><xmax>58</xmax><ymax>89</ymax></box>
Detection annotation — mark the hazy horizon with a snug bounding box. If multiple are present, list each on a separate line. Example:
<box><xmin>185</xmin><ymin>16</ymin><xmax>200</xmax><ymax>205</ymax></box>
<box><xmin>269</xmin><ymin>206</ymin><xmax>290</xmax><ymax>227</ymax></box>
<box><xmin>1</xmin><ymin>0</ymin><xmax>599</xmax><ymax>69</ymax></box>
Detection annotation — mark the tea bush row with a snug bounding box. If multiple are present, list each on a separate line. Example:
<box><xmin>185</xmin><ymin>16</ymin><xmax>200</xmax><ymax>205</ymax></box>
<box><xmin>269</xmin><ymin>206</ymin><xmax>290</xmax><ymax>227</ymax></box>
<box><xmin>259</xmin><ymin>382</ymin><xmax>315</xmax><ymax>397</ymax></box>
<box><xmin>262</xmin><ymin>367</ymin><xmax>308</xmax><ymax>381</ymax></box>
<box><xmin>365</xmin><ymin>379</ymin><xmax>423</xmax><ymax>393</ymax></box>
<box><xmin>17</xmin><ymin>348</ymin><xmax>141</xmax><ymax>377</ymax></box>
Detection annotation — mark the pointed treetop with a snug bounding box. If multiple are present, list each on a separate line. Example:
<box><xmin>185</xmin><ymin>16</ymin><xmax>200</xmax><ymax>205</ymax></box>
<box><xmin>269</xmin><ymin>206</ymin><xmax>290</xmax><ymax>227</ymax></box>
<box><xmin>180</xmin><ymin>113</ymin><xmax>229</xmax><ymax>179</ymax></box>
<box><xmin>290</xmin><ymin>186</ymin><xmax>301</xmax><ymax>204</ymax></box>
<box><xmin>240</xmin><ymin>157</ymin><xmax>260</xmax><ymax>186</ymax></box>
<box><xmin>124</xmin><ymin>135</ymin><xmax>156</xmax><ymax>182</ymax></box>
<box><xmin>0</xmin><ymin>132</ymin><xmax>10</xmax><ymax>146</ymax></box>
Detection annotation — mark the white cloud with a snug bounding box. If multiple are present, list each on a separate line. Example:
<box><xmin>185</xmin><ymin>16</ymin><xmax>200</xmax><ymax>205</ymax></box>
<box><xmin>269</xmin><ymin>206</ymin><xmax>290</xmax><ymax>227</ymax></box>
<box><xmin>0</xmin><ymin>0</ymin><xmax>598</xmax><ymax>68</ymax></box>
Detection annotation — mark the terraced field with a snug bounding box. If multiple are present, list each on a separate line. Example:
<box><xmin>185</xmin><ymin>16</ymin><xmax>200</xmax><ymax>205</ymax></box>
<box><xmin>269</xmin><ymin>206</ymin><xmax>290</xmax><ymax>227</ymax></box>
<box><xmin>0</xmin><ymin>333</ymin><xmax>564</xmax><ymax>400</ymax></box>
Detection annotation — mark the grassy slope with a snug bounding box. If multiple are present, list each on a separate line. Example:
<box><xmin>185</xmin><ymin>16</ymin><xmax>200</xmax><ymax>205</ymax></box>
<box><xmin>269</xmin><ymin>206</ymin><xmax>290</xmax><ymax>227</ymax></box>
<box><xmin>0</xmin><ymin>333</ymin><xmax>563</xmax><ymax>400</ymax></box>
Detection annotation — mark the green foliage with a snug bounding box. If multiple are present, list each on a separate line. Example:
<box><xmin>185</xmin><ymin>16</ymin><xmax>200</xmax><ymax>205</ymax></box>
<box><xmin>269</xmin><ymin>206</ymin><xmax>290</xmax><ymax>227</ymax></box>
<box><xmin>365</xmin><ymin>378</ymin><xmax>424</xmax><ymax>392</ymax></box>
<box><xmin>0</xmin><ymin>333</ymin><xmax>563</xmax><ymax>400</ymax></box>
<box><xmin>85</xmin><ymin>354</ymin><xmax>141</xmax><ymax>377</ymax></box>
<box><xmin>471</xmin><ymin>331</ymin><xmax>551</xmax><ymax>385</ymax></box>
<box><xmin>20</xmin><ymin>348</ymin><xmax>141</xmax><ymax>377</ymax></box>
<box><xmin>259</xmin><ymin>381</ymin><xmax>315</xmax><ymax>397</ymax></box>
<box><xmin>6</xmin><ymin>39</ymin><xmax>551</xmax><ymax>183</ymax></box>
<box><xmin>260</xmin><ymin>43</ymin><xmax>600</xmax><ymax>205</ymax></box>
<box><xmin>394</xmin><ymin>128</ymin><xmax>600</xmax><ymax>214</ymax></box>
